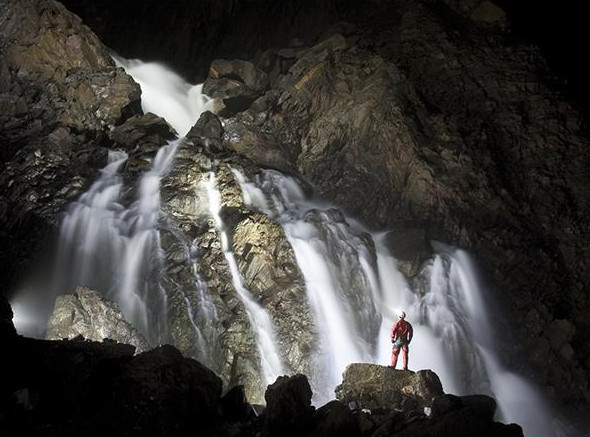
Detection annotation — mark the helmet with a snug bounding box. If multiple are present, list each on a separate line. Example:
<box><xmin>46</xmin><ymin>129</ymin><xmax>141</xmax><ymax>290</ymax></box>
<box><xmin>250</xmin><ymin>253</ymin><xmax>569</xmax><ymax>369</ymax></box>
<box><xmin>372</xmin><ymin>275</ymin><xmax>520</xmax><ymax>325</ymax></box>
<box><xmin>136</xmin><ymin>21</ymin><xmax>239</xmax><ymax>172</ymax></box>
<box><xmin>398</xmin><ymin>310</ymin><xmax>406</xmax><ymax>319</ymax></box>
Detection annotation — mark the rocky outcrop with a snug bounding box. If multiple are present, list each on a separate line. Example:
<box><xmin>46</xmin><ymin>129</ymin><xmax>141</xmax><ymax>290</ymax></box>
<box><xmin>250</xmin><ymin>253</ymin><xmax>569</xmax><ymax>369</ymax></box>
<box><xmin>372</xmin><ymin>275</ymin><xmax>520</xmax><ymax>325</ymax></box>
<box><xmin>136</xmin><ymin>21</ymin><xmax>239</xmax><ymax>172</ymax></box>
<box><xmin>0</xmin><ymin>294</ymin><xmax>17</xmax><ymax>340</ymax></box>
<box><xmin>203</xmin><ymin>59</ymin><xmax>269</xmax><ymax>117</ymax></box>
<box><xmin>335</xmin><ymin>363</ymin><xmax>444</xmax><ymax>412</ymax></box>
<box><xmin>0</xmin><ymin>337</ymin><xmax>524</xmax><ymax>437</ymax></box>
<box><xmin>263</xmin><ymin>374</ymin><xmax>314</xmax><ymax>436</ymax></box>
<box><xmin>0</xmin><ymin>0</ymin><xmax>142</xmax><ymax>290</ymax></box>
<box><xmin>46</xmin><ymin>286</ymin><xmax>151</xmax><ymax>353</ymax></box>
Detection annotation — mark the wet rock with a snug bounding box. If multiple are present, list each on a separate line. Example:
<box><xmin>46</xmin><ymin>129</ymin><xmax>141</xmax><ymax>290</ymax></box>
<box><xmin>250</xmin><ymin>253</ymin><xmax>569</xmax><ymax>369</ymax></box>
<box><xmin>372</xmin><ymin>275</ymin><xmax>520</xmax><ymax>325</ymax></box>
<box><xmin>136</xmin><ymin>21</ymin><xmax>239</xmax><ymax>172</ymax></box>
<box><xmin>335</xmin><ymin>364</ymin><xmax>444</xmax><ymax>412</ymax></box>
<box><xmin>186</xmin><ymin>110</ymin><xmax>224</xmax><ymax>151</ymax></box>
<box><xmin>204</xmin><ymin>58</ymin><xmax>269</xmax><ymax>117</ymax></box>
<box><xmin>223</xmin><ymin>119</ymin><xmax>296</xmax><ymax>172</ymax></box>
<box><xmin>381</xmin><ymin>228</ymin><xmax>434</xmax><ymax>278</ymax></box>
<box><xmin>46</xmin><ymin>286</ymin><xmax>152</xmax><ymax>353</ymax></box>
<box><xmin>232</xmin><ymin>212</ymin><xmax>314</xmax><ymax>375</ymax></box>
<box><xmin>111</xmin><ymin>112</ymin><xmax>175</xmax><ymax>151</ymax></box>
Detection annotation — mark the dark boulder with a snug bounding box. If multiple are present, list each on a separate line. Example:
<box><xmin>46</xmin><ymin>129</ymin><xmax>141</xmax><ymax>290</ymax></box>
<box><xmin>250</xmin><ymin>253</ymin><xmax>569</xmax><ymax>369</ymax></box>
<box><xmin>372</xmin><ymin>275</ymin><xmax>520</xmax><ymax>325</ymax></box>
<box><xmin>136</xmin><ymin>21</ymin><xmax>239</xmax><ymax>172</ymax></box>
<box><xmin>0</xmin><ymin>294</ymin><xmax>17</xmax><ymax>340</ymax></box>
<box><xmin>1</xmin><ymin>338</ymin><xmax>224</xmax><ymax>437</ymax></box>
<box><xmin>310</xmin><ymin>400</ymin><xmax>361</xmax><ymax>437</ymax></box>
<box><xmin>263</xmin><ymin>374</ymin><xmax>315</xmax><ymax>437</ymax></box>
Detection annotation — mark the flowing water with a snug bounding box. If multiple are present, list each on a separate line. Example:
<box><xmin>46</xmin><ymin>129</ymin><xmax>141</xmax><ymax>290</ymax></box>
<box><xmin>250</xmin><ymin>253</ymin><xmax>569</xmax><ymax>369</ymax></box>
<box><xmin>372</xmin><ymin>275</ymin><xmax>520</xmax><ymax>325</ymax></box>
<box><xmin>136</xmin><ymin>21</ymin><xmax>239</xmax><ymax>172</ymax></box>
<box><xmin>10</xmin><ymin>60</ymin><xmax>569</xmax><ymax>436</ymax></box>
<box><xmin>50</xmin><ymin>139</ymin><xmax>180</xmax><ymax>343</ymax></box>
<box><xmin>232</xmin><ymin>168</ymin><xmax>380</xmax><ymax>402</ymax></box>
<box><xmin>234</xmin><ymin>168</ymin><xmax>563</xmax><ymax>436</ymax></box>
<box><xmin>113</xmin><ymin>55</ymin><xmax>210</xmax><ymax>137</ymax></box>
<box><xmin>205</xmin><ymin>171</ymin><xmax>285</xmax><ymax>386</ymax></box>
<box><xmin>15</xmin><ymin>58</ymin><xmax>212</xmax><ymax>343</ymax></box>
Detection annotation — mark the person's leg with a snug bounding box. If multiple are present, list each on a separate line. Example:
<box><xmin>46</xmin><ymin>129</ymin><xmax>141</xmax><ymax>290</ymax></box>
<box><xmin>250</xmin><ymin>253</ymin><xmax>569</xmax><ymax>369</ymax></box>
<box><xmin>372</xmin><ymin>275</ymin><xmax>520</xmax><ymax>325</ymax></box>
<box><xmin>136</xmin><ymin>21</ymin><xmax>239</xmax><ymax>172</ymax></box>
<box><xmin>402</xmin><ymin>345</ymin><xmax>409</xmax><ymax>370</ymax></box>
<box><xmin>391</xmin><ymin>347</ymin><xmax>400</xmax><ymax>368</ymax></box>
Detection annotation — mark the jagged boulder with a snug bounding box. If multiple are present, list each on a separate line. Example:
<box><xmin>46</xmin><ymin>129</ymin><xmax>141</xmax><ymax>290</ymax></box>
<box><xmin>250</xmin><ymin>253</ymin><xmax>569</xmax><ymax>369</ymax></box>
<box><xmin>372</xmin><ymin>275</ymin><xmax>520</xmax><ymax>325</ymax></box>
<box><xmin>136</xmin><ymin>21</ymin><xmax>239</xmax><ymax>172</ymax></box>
<box><xmin>335</xmin><ymin>364</ymin><xmax>444</xmax><ymax>412</ymax></box>
<box><xmin>204</xmin><ymin>58</ymin><xmax>269</xmax><ymax>117</ymax></box>
<box><xmin>46</xmin><ymin>286</ymin><xmax>151</xmax><ymax>353</ymax></box>
<box><xmin>0</xmin><ymin>294</ymin><xmax>17</xmax><ymax>340</ymax></box>
<box><xmin>263</xmin><ymin>374</ymin><xmax>315</xmax><ymax>437</ymax></box>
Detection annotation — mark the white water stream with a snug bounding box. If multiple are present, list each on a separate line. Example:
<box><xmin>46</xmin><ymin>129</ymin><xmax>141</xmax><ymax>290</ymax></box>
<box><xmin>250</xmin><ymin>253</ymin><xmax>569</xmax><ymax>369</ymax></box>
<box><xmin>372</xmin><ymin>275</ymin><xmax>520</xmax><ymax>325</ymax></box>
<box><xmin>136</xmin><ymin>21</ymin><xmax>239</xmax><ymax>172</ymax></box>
<box><xmin>113</xmin><ymin>56</ymin><xmax>211</xmax><ymax>137</ymax></box>
<box><xmin>205</xmin><ymin>171</ymin><xmax>285</xmax><ymax>386</ymax></box>
<box><xmin>234</xmin><ymin>168</ymin><xmax>563</xmax><ymax>436</ymax></box>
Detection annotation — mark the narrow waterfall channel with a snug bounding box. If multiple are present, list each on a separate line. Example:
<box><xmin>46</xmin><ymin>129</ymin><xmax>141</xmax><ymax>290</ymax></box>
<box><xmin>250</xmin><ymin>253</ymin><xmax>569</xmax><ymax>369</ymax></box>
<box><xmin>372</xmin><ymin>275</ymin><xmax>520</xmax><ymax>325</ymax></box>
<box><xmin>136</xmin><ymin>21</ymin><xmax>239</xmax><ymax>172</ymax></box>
<box><xmin>10</xmin><ymin>59</ymin><xmax>565</xmax><ymax>436</ymax></box>
<box><xmin>204</xmin><ymin>170</ymin><xmax>286</xmax><ymax>387</ymax></box>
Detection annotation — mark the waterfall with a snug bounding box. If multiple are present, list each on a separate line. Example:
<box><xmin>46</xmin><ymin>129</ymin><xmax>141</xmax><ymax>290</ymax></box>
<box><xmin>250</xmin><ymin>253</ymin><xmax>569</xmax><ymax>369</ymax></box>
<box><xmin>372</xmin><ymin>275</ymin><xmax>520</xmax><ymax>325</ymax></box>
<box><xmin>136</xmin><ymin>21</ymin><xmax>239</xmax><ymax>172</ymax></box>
<box><xmin>113</xmin><ymin>55</ymin><xmax>212</xmax><ymax>137</ymax></box>
<box><xmin>204</xmin><ymin>171</ymin><xmax>285</xmax><ymax>386</ymax></box>
<box><xmin>232</xmin><ymin>168</ymin><xmax>382</xmax><ymax>402</ymax></box>
<box><xmin>22</xmin><ymin>57</ymin><xmax>210</xmax><ymax>343</ymax></box>
<box><xmin>233</xmin><ymin>167</ymin><xmax>562</xmax><ymax>435</ymax></box>
<box><xmin>374</xmin><ymin>239</ymin><xmax>560</xmax><ymax>437</ymax></box>
<box><xmin>50</xmin><ymin>140</ymin><xmax>180</xmax><ymax>343</ymax></box>
<box><xmin>11</xmin><ymin>150</ymin><xmax>129</xmax><ymax>338</ymax></box>
<box><xmin>177</xmin><ymin>237</ymin><xmax>222</xmax><ymax>370</ymax></box>
<box><xmin>53</xmin><ymin>150</ymin><xmax>128</xmax><ymax>298</ymax></box>
<box><xmin>434</xmin><ymin>247</ymin><xmax>558</xmax><ymax>437</ymax></box>
<box><xmin>9</xmin><ymin>56</ymin><xmax>568</xmax><ymax>435</ymax></box>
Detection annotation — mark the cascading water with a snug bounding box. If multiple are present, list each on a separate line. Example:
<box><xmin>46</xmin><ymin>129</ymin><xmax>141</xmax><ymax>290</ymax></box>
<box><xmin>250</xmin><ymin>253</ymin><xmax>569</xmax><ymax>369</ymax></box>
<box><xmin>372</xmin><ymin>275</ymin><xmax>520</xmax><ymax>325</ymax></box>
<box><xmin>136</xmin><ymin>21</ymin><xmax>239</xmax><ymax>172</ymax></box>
<box><xmin>204</xmin><ymin>170</ymin><xmax>285</xmax><ymax>386</ymax></box>
<box><xmin>51</xmin><ymin>139</ymin><xmax>180</xmax><ymax>343</ymax></box>
<box><xmin>232</xmin><ymin>167</ymin><xmax>382</xmax><ymax>402</ymax></box>
<box><xmin>113</xmin><ymin>55</ymin><xmax>210</xmax><ymax>137</ymax></box>
<box><xmin>432</xmin><ymin>247</ymin><xmax>558</xmax><ymax>437</ymax></box>
<box><xmin>27</xmin><ymin>58</ymin><xmax>212</xmax><ymax>344</ymax></box>
<box><xmin>373</xmin><ymin>237</ymin><xmax>561</xmax><ymax>437</ymax></box>
<box><xmin>233</xmin><ymin>167</ymin><xmax>562</xmax><ymax>435</ymax></box>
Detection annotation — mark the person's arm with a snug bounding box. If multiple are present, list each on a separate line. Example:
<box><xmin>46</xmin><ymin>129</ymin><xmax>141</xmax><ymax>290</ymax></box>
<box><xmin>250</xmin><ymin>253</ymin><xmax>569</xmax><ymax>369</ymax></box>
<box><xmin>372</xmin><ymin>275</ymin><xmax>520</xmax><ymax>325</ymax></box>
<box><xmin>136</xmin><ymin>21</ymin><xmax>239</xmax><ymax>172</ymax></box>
<box><xmin>408</xmin><ymin>323</ymin><xmax>413</xmax><ymax>343</ymax></box>
<box><xmin>390</xmin><ymin>321</ymin><xmax>397</xmax><ymax>343</ymax></box>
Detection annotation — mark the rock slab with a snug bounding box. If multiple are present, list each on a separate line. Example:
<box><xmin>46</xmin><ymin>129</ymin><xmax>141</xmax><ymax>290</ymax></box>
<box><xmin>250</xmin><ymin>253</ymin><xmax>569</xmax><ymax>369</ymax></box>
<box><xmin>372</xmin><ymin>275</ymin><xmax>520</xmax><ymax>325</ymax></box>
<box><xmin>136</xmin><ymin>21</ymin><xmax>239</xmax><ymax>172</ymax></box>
<box><xmin>335</xmin><ymin>363</ymin><xmax>444</xmax><ymax>412</ymax></box>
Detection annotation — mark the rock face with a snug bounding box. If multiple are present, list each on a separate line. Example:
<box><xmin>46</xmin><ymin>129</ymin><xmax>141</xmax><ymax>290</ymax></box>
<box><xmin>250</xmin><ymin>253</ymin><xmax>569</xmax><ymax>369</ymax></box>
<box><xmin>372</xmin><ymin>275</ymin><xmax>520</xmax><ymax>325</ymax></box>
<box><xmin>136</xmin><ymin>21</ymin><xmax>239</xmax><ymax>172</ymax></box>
<box><xmin>0</xmin><ymin>0</ymin><xmax>141</xmax><ymax>290</ymax></box>
<box><xmin>335</xmin><ymin>363</ymin><xmax>444</xmax><ymax>412</ymax></box>
<box><xmin>0</xmin><ymin>294</ymin><xmax>17</xmax><ymax>340</ymax></box>
<box><xmin>46</xmin><ymin>286</ymin><xmax>151</xmax><ymax>353</ymax></box>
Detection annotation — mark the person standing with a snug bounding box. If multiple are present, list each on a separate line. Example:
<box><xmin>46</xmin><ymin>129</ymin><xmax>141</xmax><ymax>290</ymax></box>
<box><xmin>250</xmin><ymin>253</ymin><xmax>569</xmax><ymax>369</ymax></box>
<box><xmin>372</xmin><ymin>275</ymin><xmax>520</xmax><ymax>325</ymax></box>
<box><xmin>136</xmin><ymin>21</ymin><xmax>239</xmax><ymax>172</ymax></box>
<box><xmin>390</xmin><ymin>310</ymin><xmax>413</xmax><ymax>370</ymax></box>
